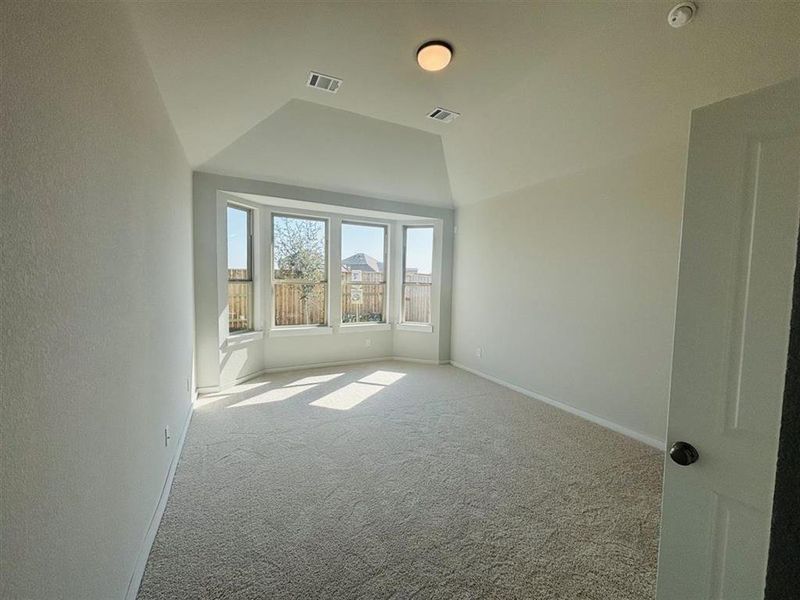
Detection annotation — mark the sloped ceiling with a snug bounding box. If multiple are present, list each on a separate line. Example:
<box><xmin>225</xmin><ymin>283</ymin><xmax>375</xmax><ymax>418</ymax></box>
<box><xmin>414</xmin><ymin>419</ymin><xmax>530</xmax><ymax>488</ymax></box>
<box><xmin>127</xmin><ymin>1</ymin><xmax>800</xmax><ymax>207</ymax></box>
<box><xmin>200</xmin><ymin>99</ymin><xmax>452</xmax><ymax>207</ymax></box>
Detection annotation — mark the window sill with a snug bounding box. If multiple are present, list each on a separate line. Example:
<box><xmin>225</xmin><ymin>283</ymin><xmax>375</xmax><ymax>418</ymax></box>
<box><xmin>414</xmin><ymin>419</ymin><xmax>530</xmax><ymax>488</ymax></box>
<box><xmin>395</xmin><ymin>323</ymin><xmax>433</xmax><ymax>333</ymax></box>
<box><xmin>338</xmin><ymin>323</ymin><xmax>392</xmax><ymax>334</ymax></box>
<box><xmin>223</xmin><ymin>330</ymin><xmax>264</xmax><ymax>349</ymax></box>
<box><xmin>269</xmin><ymin>326</ymin><xmax>334</xmax><ymax>338</ymax></box>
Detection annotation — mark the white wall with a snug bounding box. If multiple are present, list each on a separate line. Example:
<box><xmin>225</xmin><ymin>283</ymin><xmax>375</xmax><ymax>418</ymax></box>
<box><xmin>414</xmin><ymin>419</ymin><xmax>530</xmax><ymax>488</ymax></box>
<box><xmin>1</xmin><ymin>3</ymin><xmax>194</xmax><ymax>599</ymax></box>
<box><xmin>452</xmin><ymin>144</ymin><xmax>686</xmax><ymax>445</ymax></box>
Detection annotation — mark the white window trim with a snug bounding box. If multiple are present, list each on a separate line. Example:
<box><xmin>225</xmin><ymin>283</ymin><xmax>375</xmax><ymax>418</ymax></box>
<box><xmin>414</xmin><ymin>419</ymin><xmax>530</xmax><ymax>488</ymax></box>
<box><xmin>223</xmin><ymin>329</ymin><xmax>265</xmax><ymax>349</ymax></box>
<box><xmin>338</xmin><ymin>323</ymin><xmax>392</xmax><ymax>333</ymax></box>
<box><xmin>395</xmin><ymin>323</ymin><xmax>433</xmax><ymax>333</ymax></box>
<box><xmin>269</xmin><ymin>326</ymin><xmax>334</xmax><ymax>337</ymax></box>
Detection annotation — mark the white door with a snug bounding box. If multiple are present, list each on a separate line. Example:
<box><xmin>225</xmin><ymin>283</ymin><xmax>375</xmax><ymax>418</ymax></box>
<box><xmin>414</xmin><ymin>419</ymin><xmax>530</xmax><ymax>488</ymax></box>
<box><xmin>657</xmin><ymin>77</ymin><xmax>800</xmax><ymax>600</ymax></box>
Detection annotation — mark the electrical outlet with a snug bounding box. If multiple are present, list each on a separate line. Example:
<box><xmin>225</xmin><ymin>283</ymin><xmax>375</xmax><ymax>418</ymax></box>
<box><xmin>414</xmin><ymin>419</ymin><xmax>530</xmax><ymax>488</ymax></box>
<box><xmin>164</xmin><ymin>426</ymin><xmax>171</xmax><ymax>447</ymax></box>
<box><xmin>185</xmin><ymin>377</ymin><xmax>191</xmax><ymax>393</ymax></box>
<box><xmin>476</xmin><ymin>347</ymin><xmax>483</xmax><ymax>358</ymax></box>
<box><xmin>365</xmin><ymin>338</ymin><xmax>372</xmax><ymax>348</ymax></box>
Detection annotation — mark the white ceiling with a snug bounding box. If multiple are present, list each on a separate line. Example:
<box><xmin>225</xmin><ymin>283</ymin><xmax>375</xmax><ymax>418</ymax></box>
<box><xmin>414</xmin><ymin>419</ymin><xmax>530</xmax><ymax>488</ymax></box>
<box><xmin>202</xmin><ymin>99</ymin><xmax>452</xmax><ymax>208</ymax></box>
<box><xmin>127</xmin><ymin>1</ymin><xmax>800</xmax><ymax>207</ymax></box>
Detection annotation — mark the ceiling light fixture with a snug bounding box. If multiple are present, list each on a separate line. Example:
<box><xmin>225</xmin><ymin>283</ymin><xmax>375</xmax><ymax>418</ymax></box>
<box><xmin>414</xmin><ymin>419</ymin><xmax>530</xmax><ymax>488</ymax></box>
<box><xmin>416</xmin><ymin>41</ymin><xmax>453</xmax><ymax>72</ymax></box>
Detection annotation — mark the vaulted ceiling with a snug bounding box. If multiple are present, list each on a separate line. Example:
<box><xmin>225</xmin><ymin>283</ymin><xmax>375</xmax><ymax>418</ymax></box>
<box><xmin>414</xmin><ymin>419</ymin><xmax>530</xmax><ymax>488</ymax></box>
<box><xmin>127</xmin><ymin>1</ymin><xmax>800</xmax><ymax>207</ymax></box>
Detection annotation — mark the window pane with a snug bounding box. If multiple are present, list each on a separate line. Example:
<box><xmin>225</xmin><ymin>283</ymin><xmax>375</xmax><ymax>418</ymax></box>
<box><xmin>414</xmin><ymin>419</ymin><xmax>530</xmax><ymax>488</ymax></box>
<box><xmin>227</xmin><ymin>206</ymin><xmax>250</xmax><ymax>279</ymax></box>
<box><xmin>403</xmin><ymin>284</ymin><xmax>431</xmax><ymax>323</ymax></box>
<box><xmin>404</xmin><ymin>227</ymin><xmax>433</xmax><ymax>282</ymax></box>
<box><xmin>341</xmin><ymin>223</ymin><xmax>386</xmax><ymax>323</ymax></box>
<box><xmin>342</xmin><ymin>283</ymin><xmax>385</xmax><ymax>323</ymax></box>
<box><xmin>274</xmin><ymin>282</ymin><xmax>327</xmax><ymax>326</ymax></box>
<box><xmin>273</xmin><ymin>215</ymin><xmax>326</xmax><ymax>282</ymax></box>
<box><xmin>228</xmin><ymin>281</ymin><xmax>253</xmax><ymax>332</ymax></box>
<box><xmin>272</xmin><ymin>215</ymin><xmax>328</xmax><ymax>326</ymax></box>
<box><xmin>403</xmin><ymin>226</ymin><xmax>433</xmax><ymax>323</ymax></box>
<box><xmin>228</xmin><ymin>205</ymin><xmax>252</xmax><ymax>333</ymax></box>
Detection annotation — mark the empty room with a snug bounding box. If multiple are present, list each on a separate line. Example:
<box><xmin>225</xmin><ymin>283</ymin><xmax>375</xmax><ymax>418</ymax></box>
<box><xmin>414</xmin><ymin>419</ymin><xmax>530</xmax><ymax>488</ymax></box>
<box><xmin>2</xmin><ymin>1</ymin><xmax>800</xmax><ymax>599</ymax></box>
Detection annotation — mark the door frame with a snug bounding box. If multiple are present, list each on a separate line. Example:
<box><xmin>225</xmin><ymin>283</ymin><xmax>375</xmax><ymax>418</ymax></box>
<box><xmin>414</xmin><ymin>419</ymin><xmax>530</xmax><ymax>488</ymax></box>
<box><xmin>765</xmin><ymin>210</ymin><xmax>800</xmax><ymax>599</ymax></box>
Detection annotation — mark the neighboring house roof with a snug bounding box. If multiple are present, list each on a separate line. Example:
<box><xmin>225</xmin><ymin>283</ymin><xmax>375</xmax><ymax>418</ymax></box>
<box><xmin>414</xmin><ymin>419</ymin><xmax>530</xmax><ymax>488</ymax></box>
<box><xmin>342</xmin><ymin>253</ymin><xmax>383</xmax><ymax>273</ymax></box>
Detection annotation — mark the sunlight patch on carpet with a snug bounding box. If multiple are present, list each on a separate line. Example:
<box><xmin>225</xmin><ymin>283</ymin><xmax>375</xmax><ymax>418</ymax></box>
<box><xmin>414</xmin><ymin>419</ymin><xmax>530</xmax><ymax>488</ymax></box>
<box><xmin>228</xmin><ymin>384</ymin><xmax>317</xmax><ymax>408</ymax></box>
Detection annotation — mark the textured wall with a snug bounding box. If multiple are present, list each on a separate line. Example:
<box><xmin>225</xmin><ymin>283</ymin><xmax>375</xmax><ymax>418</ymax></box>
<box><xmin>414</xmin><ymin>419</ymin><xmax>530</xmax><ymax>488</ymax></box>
<box><xmin>451</xmin><ymin>144</ymin><xmax>686</xmax><ymax>446</ymax></box>
<box><xmin>1</xmin><ymin>2</ymin><xmax>194</xmax><ymax>598</ymax></box>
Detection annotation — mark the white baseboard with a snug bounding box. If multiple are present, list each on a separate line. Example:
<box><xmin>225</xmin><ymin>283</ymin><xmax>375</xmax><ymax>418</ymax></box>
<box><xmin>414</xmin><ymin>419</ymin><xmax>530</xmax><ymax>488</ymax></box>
<box><xmin>197</xmin><ymin>368</ymin><xmax>269</xmax><ymax>394</ymax></box>
<box><xmin>234</xmin><ymin>368</ymin><xmax>267</xmax><ymax>385</ymax></box>
<box><xmin>125</xmin><ymin>404</ymin><xmax>193</xmax><ymax>600</ymax></box>
<box><xmin>450</xmin><ymin>361</ymin><xmax>665</xmax><ymax>450</ymax></box>
<box><xmin>391</xmin><ymin>356</ymin><xmax>448</xmax><ymax>365</ymax></box>
<box><xmin>264</xmin><ymin>356</ymin><xmax>393</xmax><ymax>374</ymax></box>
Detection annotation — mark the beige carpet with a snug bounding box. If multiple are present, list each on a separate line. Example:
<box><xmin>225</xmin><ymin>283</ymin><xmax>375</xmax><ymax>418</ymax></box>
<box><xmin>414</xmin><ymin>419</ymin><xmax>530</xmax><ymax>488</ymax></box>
<box><xmin>137</xmin><ymin>361</ymin><xmax>663</xmax><ymax>600</ymax></box>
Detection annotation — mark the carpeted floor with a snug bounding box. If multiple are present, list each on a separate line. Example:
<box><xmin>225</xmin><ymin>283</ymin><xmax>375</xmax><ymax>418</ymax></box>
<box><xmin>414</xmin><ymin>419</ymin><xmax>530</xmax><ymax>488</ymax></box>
<box><xmin>137</xmin><ymin>361</ymin><xmax>663</xmax><ymax>600</ymax></box>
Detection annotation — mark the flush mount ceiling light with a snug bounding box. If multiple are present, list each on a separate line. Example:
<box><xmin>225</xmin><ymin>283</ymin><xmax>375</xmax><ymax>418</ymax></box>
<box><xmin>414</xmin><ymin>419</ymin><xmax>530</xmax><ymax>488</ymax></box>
<box><xmin>416</xmin><ymin>41</ymin><xmax>453</xmax><ymax>72</ymax></box>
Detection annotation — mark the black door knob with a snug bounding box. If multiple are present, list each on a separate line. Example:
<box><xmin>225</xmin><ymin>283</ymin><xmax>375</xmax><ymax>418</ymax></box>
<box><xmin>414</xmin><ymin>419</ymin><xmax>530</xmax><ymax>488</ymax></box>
<box><xmin>669</xmin><ymin>441</ymin><xmax>699</xmax><ymax>466</ymax></box>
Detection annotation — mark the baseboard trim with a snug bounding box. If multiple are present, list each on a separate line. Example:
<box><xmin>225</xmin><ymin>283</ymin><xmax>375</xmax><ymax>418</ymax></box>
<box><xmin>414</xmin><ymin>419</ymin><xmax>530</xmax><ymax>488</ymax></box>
<box><xmin>264</xmin><ymin>356</ymin><xmax>393</xmax><ymax>374</ymax></box>
<box><xmin>450</xmin><ymin>361</ymin><xmax>665</xmax><ymax>450</ymax></box>
<box><xmin>196</xmin><ymin>368</ymin><xmax>269</xmax><ymax>394</ymax></box>
<box><xmin>235</xmin><ymin>368</ymin><xmax>267</xmax><ymax>384</ymax></box>
<box><xmin>391</xmin><ymin>356</ymin><xmax>448</xmax><ymax>365</ymax></box>
<box><xmin>125</xmin><ymin>403</ymin><xmax>193</xmax><ymax>600</ymax></box>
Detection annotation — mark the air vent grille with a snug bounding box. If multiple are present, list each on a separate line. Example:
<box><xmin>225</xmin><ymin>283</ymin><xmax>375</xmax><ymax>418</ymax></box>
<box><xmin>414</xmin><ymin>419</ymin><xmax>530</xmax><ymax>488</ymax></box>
<box><xmin>427</xmin><ymin>107</ymin><xmax>460</xmax><ymax>123</ymax></box>
<box><xmin>307</xmin><ymin>71</ymin><xmax>342</xmax><ymax>93</ymax></box>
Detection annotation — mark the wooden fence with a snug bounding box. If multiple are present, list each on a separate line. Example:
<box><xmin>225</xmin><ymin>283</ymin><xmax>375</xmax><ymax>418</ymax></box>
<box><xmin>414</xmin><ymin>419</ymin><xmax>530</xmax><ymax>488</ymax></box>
<box><xmin>402</xmin><ymin>274</ymin><xmax>432</xmax><ymax>323</ymax></box>
<box><xmin>273</xmin><ymin>281</ymin><xmax>326</xmax><ymax>326</ymax></box>
<box><xmin>228</xmin><ymin>269</ymin><xmax>252</xmax><ymax>332</ymax></box>
<box><xmin>341</xmin><ymin>271</ymin><xmax>385</xmax><ymax>323</ymax></box>
<box><xmin>228</xmin><ymin>269</ymin><xmax>431</xmax><ymax>330</ymax></box>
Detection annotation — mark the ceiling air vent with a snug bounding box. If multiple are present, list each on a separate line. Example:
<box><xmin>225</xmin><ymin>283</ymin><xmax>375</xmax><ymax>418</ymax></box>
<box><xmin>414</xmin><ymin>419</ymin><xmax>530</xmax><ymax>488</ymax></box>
<box><xmin>427</xmin><ymin>107</ymin><xmax>460</xmax><ymax>123</ymax></box>
<box><xmin>306</xmin><ymin>71</ymin><xmax>342</xmax><ymax>94</ymax></box>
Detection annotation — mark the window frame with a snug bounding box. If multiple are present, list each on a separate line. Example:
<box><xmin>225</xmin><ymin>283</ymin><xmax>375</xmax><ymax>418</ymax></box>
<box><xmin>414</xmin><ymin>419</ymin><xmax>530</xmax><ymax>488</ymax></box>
<box><xmin>340</xmin><ymin>220</ymin><xmax>389</xmax><ymax>326</ymax></box>
<box><xmin>270</xmin><ymin>212</ymin><xmax>330</xmax><ymax>329</ymax></box>
<box><xmin>227</xmin><ymin>203</ymin><xmax>254</xmax><ymax>334</ymax></box>
<box><xmin>401</xmin><ymin>225</ymin><xmax>434</xmax><ymax>325</ymax></box>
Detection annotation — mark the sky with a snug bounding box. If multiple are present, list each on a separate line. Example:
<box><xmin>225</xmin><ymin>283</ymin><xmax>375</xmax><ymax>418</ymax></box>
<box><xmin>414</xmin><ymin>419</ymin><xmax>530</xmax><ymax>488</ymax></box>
<box><xmin>227</xmin><ymin>206</ymin><xmax>249</xmax><ymax>269</ymax></box>
<box><xmin>228</xmin><ymin>208</ymin><xmax>433</xmax><ymax>274</ymax></box>
<box><xmin>403</xmin><ymin>226</ymin><xmax>433</xmax><ymax>274</ymax></box>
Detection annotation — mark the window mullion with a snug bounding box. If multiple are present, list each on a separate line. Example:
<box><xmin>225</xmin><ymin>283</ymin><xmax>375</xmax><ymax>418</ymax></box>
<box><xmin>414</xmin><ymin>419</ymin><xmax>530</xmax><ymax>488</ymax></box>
<box><xmin>329</xmin><ymin>215</ymin><xmax>342</xmax><ymax>328</ymax></box>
